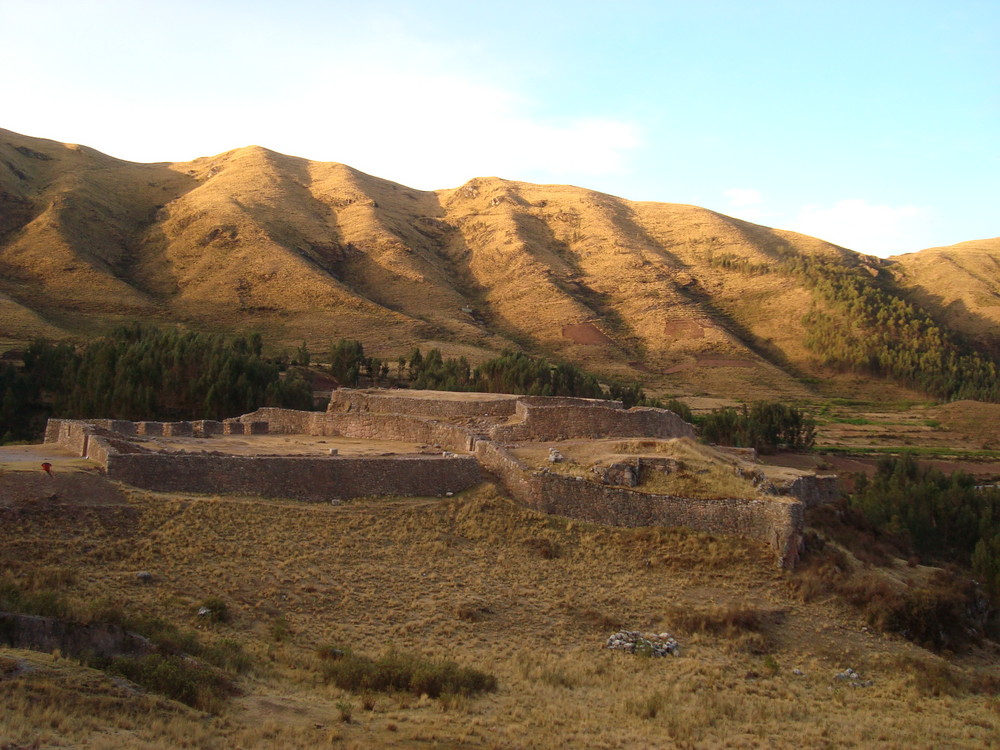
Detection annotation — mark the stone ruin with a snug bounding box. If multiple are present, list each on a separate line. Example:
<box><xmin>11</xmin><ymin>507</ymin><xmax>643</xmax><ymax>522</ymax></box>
<box><xmin>44</xmin><ymin>388</ymin><xmax>839</xmax><ymax>567</ymax></box>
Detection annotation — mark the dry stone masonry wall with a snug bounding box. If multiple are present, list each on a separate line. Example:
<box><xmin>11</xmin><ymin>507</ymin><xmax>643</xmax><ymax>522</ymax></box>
<box><xmin>44</xmin><ymin>418</ymin><xmax>479</xmax><ymax>502</ymax></box>
<box><xmin>327</xmin><ymin>389</ymin><xmax>518</xmax><ymax>419</ymax></box>
<box><xmin>43</xmin><ymin>389</ymin><xmax>830</xmax><ymax>567</ymax></box>
<box><xmin>104</xmin><ymin>453</ymin><xmax>480</xmax><ymax>502</ymax></box>
<box><xmin>490</xmin><ymin>403</ymin><xmax>697</xmax><ymax>443</ymax></box>
<box><xmin>474</xmin><ymin>440</ymin><xmax>803</xmax><ymax>567</ymax></box>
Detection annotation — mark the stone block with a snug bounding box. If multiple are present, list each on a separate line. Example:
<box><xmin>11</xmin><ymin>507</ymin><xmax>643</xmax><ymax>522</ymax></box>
<box><xmin>108</xmin><ymin>420</ymin><xmax>137</xmax><ymax>436</ymax></box>
<box><xmin>136</xmin><ymin>421</ymin><xmax>164</xmax><ymax>436</ymax></box>
<box><xmin>193</xmin><ymin>420</ymin><xmax>223</xmax><ymax>437</ymax></box>
<box><xmin>223</xmin><ymin>420</ymin><xmax>247</xmax><ymax>435</ymax></box>
<box><xmin>163</xmin><ymin>421</ymin><xmax>193</xmax><ymax>437</ymax></box>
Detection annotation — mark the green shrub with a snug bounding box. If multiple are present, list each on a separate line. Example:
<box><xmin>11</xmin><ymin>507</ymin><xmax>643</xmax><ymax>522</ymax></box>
<box><xmin>0</xmin><ymin>580</ymin><xmax>71</xmax><ymax>619</ymax></box>
<box><xmin>318</xmin><ymin>648</ymin><xmax>497</xmax><ymax>698</ymax></box>
<box><xmin>103</xmin><ymin>653</ymin><xmax>237</xmax><ymax>713</ymax></box>
<box><xmin>124</xmin><ymin>616</ymin><xmax>252</xmax><ymax>673</ymax></box>
<box><xmin>0</xmin><ymin>584</ymin><xmax>249</xmax><ymax>711</ymax></box>
<box><xmin>126</xmin><ymin>616</ymin><xmax>201</xmax><ymax>655</ymax></box>
<box><xmin>796</xmin><ymin>258</ymin><xmax>1000</xmax><ymax>403</ymax></box>
<box><xmin>698</xmin><ymin>402</ymin><xmax>815</xmax><ymax>453</ymax></box>
<box><xmin>664</xmin><ymin>398</ymin><xmax>694</xmax><ymax>423</ymax></box>
<box><xmin>851</xmin><ymin>455</ymin><xmax>1000</xmax><ymax>598</ymax></box>
<box><xmin>793</xmin><ymin>537</ymin><xmax>991</xmax><ymax>651</ymax></box>
<box><xmin>201</xmin><ymin>639</ymin><xmax>253</xmax><ymax>674</ymax></box>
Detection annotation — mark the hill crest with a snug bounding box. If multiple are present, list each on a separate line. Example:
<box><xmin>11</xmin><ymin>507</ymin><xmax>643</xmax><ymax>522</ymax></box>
<box><xmin>1</xmin><ymin>128</ymin><xmax>996</xmax><ymax>401</ymax></box>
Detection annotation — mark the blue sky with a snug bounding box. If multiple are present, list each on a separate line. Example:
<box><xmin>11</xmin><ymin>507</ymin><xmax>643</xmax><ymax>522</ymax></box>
<box><xmin>2</xmin><ymin>0</ymin><xmax>996</xmax><ymax>256</ymax></box>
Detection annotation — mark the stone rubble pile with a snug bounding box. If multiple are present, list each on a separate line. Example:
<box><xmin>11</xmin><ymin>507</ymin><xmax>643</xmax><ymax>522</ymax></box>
<box><xmin>834</xmin><ymin>667</ymin><xmax>873</xmax><ymax>687</ymax></box>
<box><xmin>592</xmin><ymin>461</ymin><xmax>639</xmax><ymax>487</ymax></box>
<box><xmin>605</xmin><ymin>630</ymin><xmax>680</xmax><ymax>657</ymax></box>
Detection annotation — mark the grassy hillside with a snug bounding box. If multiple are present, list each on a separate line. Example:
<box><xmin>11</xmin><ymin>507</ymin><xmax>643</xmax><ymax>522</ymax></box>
<box><xmin>2</xmin><ymin>128</ymin><xmax>998</xmax><ymax>403</ymax></box>
<box><xmin>890</xmin><ymin>237</ymin><xmax>1000</xmax><ymax>356</ymax></box>
<box><xmin>1</xmin><ymin>474</ymin><xmax>998</xmax><ymax>748</ymax></box>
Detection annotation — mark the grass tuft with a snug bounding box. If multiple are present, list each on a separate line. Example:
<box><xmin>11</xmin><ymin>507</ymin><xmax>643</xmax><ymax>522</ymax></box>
<box><xmin>626</xmin><ymin>691</ymin><xmax>667</xmax><ymax>720</ymax></box>
<box><xmin>524</xmin><ymin>537</ymin><xmax>561</xmax><ymax>559</ymax></box>
<box><xmin>455</xmin><ymin>602</ymin><xmax>493</xmax><ymax>622</ymax></box>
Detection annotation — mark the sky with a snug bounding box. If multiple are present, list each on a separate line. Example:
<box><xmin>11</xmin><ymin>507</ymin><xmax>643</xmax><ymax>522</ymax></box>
<box><xmin>1</xmin><ymin>0</ymin><xmax>996</xmax><ymax>257</ymax></box>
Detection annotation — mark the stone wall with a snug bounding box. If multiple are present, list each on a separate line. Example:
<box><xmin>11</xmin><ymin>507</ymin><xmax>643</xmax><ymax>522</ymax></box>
<box><xmin>103</xmin><ymin>452</ymin><xmax>481</xmax><ymax>502</ymax></box>
<box><xmin>517</xmin><ymin>396</ymin><xmax>623</xmax><ymax>409</ymax></box>
<box><xmin>0</xmin><ymin>612</ymin><xmax>154</xmax><ymax>660</ymax></box>
<box><xmin>43</xmin><ymin>421</ymin><xmax>480</xmax><ymax>502</ymax></box>
<box><xmin>239</xmin><ymin>408</ymin><xmax>478</xmax><ymax>453</ymax></box>
<box><xmin>529</xmin><ymin>474</ymin><xmax>803</xmax><ymax>567</ymax></box>
<box><xmin>781</xmin><ymin>475</ymin><xmax>840</xmax><ymax>507</ymax></box>
<box><xmin>221</xmin><ymin>420</ymin><xmax>267</xmax><ymax>435</ymax></box>
<box><xmin>193</xmin><ymin>420</ymin><xmax>224</xmax><ymax>437</ymax></box>
<box><xmin>45</xmin><ymin>418</ymin><xmax>214</xmax><ymax>449</ymax></box>
<box><xmin>85</xmin><ymin>433</ymin><xmax>114</xmax><ymax>466</ymax></box>
<box><xmin>43</xmin><ymin>420</ymin><xmax>61</xmax><ymax>445</ymax></box>
<box><xmin>237</xmin><ymin>408</ymin><xmax>318</xmax><ymax>434</ymax></box>
<box><xmin>474</xmin><ymin>440</ymin><xmax>803</xmax><ymax>566</ymax></box>
<box><xmin>162</xmin><ymin>421</ymin><xmax>193</xmax><ymax>437</ymax></box>
<box><xmin>41</xmin><ymin>396</ymin><xmax>814</xmax><ymax>567</ymax></box>
<box><xmin>327</xmin><ymin>389</ymin><xmax>518</xmax><ymax>418</ymax></box>
<box><xmin>136</xmin><ymin>422</ymin><xmax>164</xmax><ymax>436</ymax></box>
<box><xmin>108</xmin><ymin>420</ymin><xmax>138</xmax><ymax>436</ymax></box>
<box><xmin>491</xmin><ymin>404</ymin><xmax>696</xmax><ymax>443</ymax></box>
<box><xmin>474</xmin><ymin>439</ymin><xmax>538</xmax><ymax>498</ymax></box>
<box><xmin>318</xmin><ymin>390</ymin><xmax>694</xmax><ymax>444</ymax></box>
<box><xmin>44</xmin><ymin>420</ymin><xmax>91</xmax><ymax>456</ymax></box>
<box><xmin>318</xmin><ymin>413</ymin><xmax>476</xmax><ymax>452</ymax></box>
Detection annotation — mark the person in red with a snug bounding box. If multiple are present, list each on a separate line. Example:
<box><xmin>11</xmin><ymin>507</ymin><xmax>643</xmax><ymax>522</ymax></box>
<box><xmin>41</xmin><ymin>462</ymin><xmax>52</xmax><ymax>477</ymax></box>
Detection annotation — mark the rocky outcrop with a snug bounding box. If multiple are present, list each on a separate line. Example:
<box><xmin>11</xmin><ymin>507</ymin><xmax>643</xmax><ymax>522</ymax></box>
<box><xmin>0</xmin><ymin>611</ymin><xmax>154</xmax><ymax>660</ymax></box>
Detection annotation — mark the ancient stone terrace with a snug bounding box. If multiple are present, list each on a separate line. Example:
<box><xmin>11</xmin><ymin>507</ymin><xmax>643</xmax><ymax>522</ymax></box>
<box><xmin>44</xmin><ymin>389</ymin><xmax>836</xmax><ymax>566</ymax></box>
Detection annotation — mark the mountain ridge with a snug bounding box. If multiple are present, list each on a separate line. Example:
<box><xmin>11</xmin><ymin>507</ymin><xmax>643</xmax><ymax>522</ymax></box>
<box><xmin>1</xmin><ymin>127</ymin><xmax>996</xmax><ymax>401</ymax></box>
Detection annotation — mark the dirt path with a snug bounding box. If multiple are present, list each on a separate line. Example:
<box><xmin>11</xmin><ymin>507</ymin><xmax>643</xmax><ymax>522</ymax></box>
<box><xmin>0</xmin><ymin>443</ymin><xmax>94</xmax><ymax>471</ymax></box>
<box><xmin>0</xmin><ymin>472</ymin><xmax>127</xmax><ymax>507</ymax></box>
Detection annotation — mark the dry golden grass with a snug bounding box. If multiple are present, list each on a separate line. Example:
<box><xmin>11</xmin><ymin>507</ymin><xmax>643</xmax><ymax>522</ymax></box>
<box><xmin>4</xmin><ymin>127</ymin><xmax>964</xmax><ymax>402</ymax></box>
<box><xmin>512</xmin><ymin>437</ymin><xmax>796</xmax><ymax>499</ymax></box>
<box><xmin>892</xmin><ymin>238</ymin><xmax>1000</xmax><ymax>340</ymax></box>
<box><xmin>2</xmin><ymin>478</ymin><xmax>998</xmax><ymax>748</ymax></box>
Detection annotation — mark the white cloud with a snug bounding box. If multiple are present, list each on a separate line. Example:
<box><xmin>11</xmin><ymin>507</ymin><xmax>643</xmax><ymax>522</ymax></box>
<box><xmin>718</xmin><ymin>188</ymin><xmax>769</xmax><ymax>223</ymax></box>
<box><xmin>723</xmin><ymin>188</ymin><xmax>762</xmax><ymax>207</ymax></box>
<box><xmin>0</xmin><ymin>9</ymin><xmax>643</xmax><ymax>191</ymax></box>
<box><xmin>788</xmin><ymin>199</ymin><xmax>926</xmax><ymax>257</ymax></box>
<box><xmin>261</xmin><ymin>68</ymin><xmax>642</xmax><ymax>189</ymax></box>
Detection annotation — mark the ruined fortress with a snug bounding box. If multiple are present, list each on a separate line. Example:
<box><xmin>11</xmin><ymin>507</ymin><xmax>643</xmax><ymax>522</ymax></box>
<box><xmin>44</xmin><ymin>390</ymin><xmax>837</xmax><ymax>567</ymax></box>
